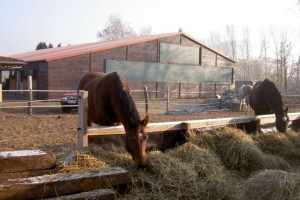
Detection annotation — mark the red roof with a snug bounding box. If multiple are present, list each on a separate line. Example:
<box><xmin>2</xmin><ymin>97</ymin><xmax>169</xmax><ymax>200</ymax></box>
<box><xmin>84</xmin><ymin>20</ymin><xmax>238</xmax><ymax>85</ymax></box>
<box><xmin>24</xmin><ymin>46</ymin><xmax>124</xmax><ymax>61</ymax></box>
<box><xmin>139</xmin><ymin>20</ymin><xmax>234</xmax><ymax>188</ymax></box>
<box><xmin>11</xmin><ymin>32</ymin><xmax>235</xmax><ymax>63</ymax></box>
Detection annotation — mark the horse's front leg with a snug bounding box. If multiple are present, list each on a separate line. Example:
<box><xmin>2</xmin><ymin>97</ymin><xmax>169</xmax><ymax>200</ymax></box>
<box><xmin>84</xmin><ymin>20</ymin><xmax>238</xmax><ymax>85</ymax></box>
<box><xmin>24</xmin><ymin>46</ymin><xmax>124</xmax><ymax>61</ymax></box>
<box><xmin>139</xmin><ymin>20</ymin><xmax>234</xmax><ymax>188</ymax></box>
<box><xmin>239</xmin><ymin>98</ymin><xmax>243</xmax><ymax>112</ymax></box>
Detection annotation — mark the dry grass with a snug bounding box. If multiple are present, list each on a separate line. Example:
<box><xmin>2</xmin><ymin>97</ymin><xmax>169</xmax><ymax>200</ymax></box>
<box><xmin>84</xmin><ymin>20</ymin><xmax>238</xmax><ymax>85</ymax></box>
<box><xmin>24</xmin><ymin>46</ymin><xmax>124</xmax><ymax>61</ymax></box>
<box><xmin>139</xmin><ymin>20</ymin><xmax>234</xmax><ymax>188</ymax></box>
<box><xmin>58</xmin><ymin>151</ymin><xmax>108</xmax><ymax>174</ymax></box>
<box><xmin>243</xmin><ymin>170</ymin><xmax>300</xmax><ymax>200</ymax></box>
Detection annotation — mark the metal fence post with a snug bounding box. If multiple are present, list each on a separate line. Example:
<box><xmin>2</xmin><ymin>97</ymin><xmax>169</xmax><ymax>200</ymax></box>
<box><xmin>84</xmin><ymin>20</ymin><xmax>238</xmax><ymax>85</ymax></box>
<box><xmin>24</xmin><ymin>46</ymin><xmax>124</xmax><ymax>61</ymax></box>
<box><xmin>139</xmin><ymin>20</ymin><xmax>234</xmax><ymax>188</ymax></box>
<box><xmin>167</xmin><ymin>86</ymin><xmax>170</xmax><ymax>113</ymax></box>
<box><xmin>144</xmin><ymin>85</ymin><xmax>149</xmax><ymax>115</ymax></box>
<box><xmin>78</xmin><ymin>90</ymin><xmax>88</xmax><ymax>148</ymax></box>
<box><xmin>27</xmin><ymin>75</ymin><xmax>33</xmax><ymax>115</ymax></box>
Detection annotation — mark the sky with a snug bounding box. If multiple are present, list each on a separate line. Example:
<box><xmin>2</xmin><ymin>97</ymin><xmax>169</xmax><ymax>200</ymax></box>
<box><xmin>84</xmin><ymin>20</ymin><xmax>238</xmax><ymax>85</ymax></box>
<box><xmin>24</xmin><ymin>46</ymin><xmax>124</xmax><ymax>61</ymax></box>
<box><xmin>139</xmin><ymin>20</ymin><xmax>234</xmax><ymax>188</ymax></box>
<box><xmin>0</xmin><ymin>0</ymin><xmax>299</xmax><ymax>58</ymax></box>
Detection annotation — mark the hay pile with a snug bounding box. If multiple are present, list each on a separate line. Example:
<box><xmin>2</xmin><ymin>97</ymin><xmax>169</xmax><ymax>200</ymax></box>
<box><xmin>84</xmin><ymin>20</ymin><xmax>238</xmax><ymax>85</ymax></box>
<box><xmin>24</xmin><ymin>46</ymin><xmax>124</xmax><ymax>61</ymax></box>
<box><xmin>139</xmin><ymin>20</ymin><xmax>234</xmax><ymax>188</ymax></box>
<box><xmin>57</xmin><ymin>127</ymin><xmax>300</xmax><ymax>200</ymax></box>
<box><xmin>253</xmin><ymin>132</ymin><xmax>300</xmax><ymax>165</ymax></box>
<box><xmin>243</xmin><ymin>170</ymin><xmax>300</xmax><ymax>200</ymax></box>
<box><xmin>190</xmin><ymin>127</ymin><xmax>266</xmax><ymax>175</ymax></box>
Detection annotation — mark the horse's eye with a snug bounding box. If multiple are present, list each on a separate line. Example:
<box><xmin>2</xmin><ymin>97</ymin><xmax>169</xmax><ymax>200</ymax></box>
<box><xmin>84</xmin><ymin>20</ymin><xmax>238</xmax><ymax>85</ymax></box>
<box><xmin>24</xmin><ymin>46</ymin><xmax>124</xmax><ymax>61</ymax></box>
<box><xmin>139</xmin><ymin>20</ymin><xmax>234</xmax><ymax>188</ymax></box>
<box><xmin>139</xmin><ymin>133</ymin><xmax>143</xmax><ymax>139</ymax></box>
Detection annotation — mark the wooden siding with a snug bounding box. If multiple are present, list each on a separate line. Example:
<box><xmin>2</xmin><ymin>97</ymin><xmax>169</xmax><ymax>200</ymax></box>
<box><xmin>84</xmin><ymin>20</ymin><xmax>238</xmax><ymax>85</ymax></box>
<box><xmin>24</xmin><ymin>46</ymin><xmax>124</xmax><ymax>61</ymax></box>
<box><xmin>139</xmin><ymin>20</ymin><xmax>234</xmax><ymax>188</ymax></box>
<box><xmin>127</xmin><ymin>40</ymin><xmax>157</xmax><ymax>62</ymax></box>
<box><xmin>202</xmin><ymin>47</ymin><xmax>217</xmax><ymax>66</ymax></box>
<box><xmin>217</xmin><ymin>55</ymin><xmax>234</xmax><ymax>67</ymax></box>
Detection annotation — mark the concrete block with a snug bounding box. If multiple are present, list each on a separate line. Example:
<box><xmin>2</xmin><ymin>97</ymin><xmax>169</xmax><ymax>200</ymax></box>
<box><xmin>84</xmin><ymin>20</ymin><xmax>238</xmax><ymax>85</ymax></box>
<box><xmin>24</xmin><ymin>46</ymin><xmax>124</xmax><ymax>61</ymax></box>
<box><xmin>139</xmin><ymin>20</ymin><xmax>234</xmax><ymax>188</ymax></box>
<box><xmin>0</xmin><ymin>149</ymin><xmax>56</xmax><ymax>173</ymax></box>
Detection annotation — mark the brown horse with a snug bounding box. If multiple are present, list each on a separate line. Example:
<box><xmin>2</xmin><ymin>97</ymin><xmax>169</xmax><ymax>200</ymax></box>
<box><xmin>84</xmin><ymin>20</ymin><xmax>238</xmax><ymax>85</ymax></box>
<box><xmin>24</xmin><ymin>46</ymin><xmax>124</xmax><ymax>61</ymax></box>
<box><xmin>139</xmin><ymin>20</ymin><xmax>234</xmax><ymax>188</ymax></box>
<box><xmin>249</xmin><ymin>79</ymin><xmax>289</xmax><ymax>132</ymax></box>
<box><xmin>78</xmin><ymin>72</ymin><xmax>149</xmax><ymax>168</ymax></box>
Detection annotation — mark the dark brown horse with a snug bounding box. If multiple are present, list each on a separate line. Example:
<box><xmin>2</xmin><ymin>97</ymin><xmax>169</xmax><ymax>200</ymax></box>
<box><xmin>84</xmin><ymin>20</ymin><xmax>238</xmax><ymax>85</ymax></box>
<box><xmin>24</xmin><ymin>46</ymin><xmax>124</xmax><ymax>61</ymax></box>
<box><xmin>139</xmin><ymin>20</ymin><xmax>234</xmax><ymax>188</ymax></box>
<box><xmin>249</xmin><ymin>79</ymin><xmax>289</xmax><ymax>132</ymax></box>
<box><xmin>78</xmin><ymin>72</ymin><xmax>149</xmax><ymax>168</ymax></box>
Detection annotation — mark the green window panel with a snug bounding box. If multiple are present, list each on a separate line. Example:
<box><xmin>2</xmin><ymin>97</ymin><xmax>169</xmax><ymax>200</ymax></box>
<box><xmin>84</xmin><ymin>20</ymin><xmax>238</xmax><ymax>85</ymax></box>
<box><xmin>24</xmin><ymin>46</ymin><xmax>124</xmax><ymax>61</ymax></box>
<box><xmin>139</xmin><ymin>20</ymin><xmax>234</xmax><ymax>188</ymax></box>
<box><xmin>159</xmin><ymin>43</ymin><xmax>200</xmax><ymax>65</ymax></box>
<box><xmin>104</xmin><ymin>59</ymin><xmax>233</xmax><ymax>84</ymax></box>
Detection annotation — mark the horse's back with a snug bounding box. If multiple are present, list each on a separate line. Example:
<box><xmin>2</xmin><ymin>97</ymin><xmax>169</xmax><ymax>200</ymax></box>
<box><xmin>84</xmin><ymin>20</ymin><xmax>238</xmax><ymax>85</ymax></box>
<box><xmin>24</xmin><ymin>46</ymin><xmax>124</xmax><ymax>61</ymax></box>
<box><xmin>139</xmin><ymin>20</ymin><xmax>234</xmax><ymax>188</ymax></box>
<box><xmin>249</xmin><ymin>79</ymin><xmax>279</xmax><ymax>114</ymax></box>
<box><xmin>78</xmin><ymin>72</ymin><xmax>106</xmax><ymax>90</ymax></box>
<box><xmin>78</xmin><ymin>72</ymin><xmax>130</xmax><ymax>126</ymax></box>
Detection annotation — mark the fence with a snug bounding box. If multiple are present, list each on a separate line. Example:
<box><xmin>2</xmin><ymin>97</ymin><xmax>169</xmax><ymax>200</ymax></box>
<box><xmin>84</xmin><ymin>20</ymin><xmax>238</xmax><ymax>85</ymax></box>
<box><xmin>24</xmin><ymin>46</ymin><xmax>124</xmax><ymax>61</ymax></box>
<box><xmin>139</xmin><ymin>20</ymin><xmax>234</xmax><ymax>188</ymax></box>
<box><xmin>77</xmin><ymin>90</ymin><xmax>300</xmax><ymax>148</ymax></box>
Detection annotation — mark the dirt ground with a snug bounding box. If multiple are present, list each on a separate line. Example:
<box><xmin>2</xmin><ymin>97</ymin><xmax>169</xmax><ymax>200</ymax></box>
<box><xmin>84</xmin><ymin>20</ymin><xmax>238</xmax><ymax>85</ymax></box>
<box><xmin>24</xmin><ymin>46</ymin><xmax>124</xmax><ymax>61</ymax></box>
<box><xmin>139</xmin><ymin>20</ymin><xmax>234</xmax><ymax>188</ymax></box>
<box><xmin>0</xmin><ymin>103</ymin><xmax>299</xmax><ymax>152</ymax></box>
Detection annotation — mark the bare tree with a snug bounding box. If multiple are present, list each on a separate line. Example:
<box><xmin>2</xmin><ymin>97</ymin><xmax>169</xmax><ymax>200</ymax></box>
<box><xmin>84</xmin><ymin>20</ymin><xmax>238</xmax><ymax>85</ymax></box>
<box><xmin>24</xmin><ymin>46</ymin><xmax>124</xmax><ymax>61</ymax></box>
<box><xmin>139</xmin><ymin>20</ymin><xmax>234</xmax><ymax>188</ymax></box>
<box><xmin>225</xmin><ymin>25</ymin><xmax>237</xmax><ymax>60</ymax></box>
<box><xmin>239</xmin><ymin>26</ymin><xmax>251</xmax><ymax>79</ymax></box>
<box><xmin>270</xmin><ymin>26</ymin><xmax>281</xmax><ymax>85</ymax></box>
<box><xmin>140</xmin><ymin>26</ymin><xmax>152</xmax><ymax>36</ymax></box>
<box><xmin>259</xmin><ymin>29</ymin><xmax>270</xmax><ymax>79</ymax></box>
<box><xmin>97</xmin><ymin>15</ymin><xmax>136</xmax><ymax>41</ymax></box>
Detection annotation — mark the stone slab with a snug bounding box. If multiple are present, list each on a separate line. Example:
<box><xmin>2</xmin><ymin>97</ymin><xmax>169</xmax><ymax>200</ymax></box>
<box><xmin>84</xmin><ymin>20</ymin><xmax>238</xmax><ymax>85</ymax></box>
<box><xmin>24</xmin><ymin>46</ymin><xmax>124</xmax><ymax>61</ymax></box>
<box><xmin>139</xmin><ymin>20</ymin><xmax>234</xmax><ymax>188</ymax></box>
<box><xmin>43</xmin><ymin>189</ymin><xmax>115</xmax><ymax>200</ymax></box>
<box><xmin>0</xmin><ymin>167</ymin><xmax>131</xmax><ymax>200</ymax></box>
<box><xmin>0</xmin><ymin>149</ymin><xmax>56</xmax><ymax>173</ymax></box>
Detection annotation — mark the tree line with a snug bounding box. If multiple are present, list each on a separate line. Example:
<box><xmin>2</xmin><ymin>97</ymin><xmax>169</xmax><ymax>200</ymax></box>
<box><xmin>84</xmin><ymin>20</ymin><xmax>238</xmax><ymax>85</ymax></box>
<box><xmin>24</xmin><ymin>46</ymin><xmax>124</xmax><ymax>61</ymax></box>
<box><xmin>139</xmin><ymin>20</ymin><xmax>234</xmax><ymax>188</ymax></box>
<box><xmin>203</xmin><ymin>25</ymin><xmax>300</xmax><ymax>93</ymax></box>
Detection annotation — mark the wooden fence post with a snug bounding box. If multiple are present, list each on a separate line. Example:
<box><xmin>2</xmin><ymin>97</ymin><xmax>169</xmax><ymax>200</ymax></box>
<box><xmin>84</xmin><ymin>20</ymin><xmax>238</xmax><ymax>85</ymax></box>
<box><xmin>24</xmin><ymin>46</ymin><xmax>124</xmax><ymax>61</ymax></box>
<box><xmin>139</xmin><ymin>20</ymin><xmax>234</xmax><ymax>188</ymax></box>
<box><xmin>144</xmin><ymin>85</ymin><xmax>149</xmax><ymax>115</ymax></box>
<box><xmin>199</xmin><ymin>83</ymin><xmax>201</xmax><ymax>99</ymax></box>
<box><xmin>167</xmin><ymin>86</ymin><xmax>170</xmax><ymax>113</ymax></box>
<box><xmin>0</xmin><ymin>83</ymin><xmax>2</xmax><ymax>103</ymax></box>
<box><xmin>156</xmin><ymin>82</ymin><xmax>158</xmax><ymax>99</ymax></box>
<box><xmin>214</xmin><ymin>82</ymin><xmax>217</xmax><ymax>97</ymax></box>
<box><xmin>27</xmin><ymin>76</ymin><xmax>32</xmax><ymax>115</ymax></box>
<box><xmin>78</xmin><ymin>90</ymin><xmax>88</xmax><ymax>148</ymax></box>
<box><xmin>179</xmin><ymin>82</ymin><xmax>181</xmax><ymax>99</ymax></box>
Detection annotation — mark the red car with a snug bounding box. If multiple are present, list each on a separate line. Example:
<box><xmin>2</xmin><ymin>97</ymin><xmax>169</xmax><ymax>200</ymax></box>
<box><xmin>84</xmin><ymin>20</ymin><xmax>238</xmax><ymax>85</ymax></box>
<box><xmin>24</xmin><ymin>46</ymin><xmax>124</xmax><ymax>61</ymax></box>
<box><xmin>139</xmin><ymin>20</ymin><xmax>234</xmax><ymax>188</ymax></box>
<box><xmin>61</xmin><ymin>86</ymin><xmax>78</xmax><ymax>113</ymax></box>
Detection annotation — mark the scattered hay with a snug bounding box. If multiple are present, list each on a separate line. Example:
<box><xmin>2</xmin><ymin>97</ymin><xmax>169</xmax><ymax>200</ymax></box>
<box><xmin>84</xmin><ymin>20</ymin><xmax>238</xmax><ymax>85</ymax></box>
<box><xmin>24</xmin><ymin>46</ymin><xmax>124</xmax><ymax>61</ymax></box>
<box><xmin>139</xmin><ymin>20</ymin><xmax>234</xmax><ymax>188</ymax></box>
<box><xmin>191</xmin><ymin>128</ymin><xmax>266</xmax><ymax>175</ymax></box>
<box><xmin>87</xmin><ymin>145</ymin><xmax>134</xmax><ymax>169</ymax></box>
<box><xmin>59</xmin><ymin>151</ymin><xmax>107</xmax><ymax>174</ymax></box>
<box><xmin>243</xmin><ymin>169</ymin><xmax>300</xmax><ymax>200</ymax></box>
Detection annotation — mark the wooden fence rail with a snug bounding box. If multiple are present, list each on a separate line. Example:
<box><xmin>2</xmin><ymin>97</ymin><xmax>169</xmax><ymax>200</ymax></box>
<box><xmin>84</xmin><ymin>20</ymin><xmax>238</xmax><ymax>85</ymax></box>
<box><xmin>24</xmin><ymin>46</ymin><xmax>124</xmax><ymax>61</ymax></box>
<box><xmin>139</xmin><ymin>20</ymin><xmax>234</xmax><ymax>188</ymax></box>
<box><xmin>77</xmin><ymin>89</ymin><xmax>300</xmax><ymax>148</ymax></box>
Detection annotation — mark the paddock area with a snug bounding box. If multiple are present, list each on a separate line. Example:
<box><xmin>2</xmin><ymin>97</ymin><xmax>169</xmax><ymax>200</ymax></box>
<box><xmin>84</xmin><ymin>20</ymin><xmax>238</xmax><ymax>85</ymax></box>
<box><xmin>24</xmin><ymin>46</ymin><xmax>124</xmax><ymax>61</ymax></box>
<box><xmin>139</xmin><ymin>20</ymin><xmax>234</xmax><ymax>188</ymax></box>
<box><xmin>0</xmin><ymin>108</ymin><xmax>299</xmax><ymax>200</ymax></box>
<box><xmin>1</xmin><ymin>94</ymin><xmax>300</xmax><ymax>199</ymax></box>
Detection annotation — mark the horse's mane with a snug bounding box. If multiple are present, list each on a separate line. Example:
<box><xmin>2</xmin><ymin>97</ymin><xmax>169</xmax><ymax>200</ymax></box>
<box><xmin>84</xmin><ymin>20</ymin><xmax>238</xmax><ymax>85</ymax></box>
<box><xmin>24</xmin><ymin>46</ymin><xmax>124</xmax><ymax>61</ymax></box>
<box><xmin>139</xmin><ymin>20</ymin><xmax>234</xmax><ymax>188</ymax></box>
<box><xmin>112</xmin><ymin>72</ymin><xmax>141</xmax><ymax>124</ymax></box>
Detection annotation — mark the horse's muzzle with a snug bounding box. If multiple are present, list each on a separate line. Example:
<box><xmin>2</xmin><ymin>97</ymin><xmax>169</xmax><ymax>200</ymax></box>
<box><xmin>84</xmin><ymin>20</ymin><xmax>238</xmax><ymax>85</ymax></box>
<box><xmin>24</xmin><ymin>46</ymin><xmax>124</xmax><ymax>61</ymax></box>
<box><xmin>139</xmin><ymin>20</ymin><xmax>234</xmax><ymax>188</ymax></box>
<box><xmin>137</xmin><ymin>164</ymin><xmax>146</xmax><ymax>170</ymax></box>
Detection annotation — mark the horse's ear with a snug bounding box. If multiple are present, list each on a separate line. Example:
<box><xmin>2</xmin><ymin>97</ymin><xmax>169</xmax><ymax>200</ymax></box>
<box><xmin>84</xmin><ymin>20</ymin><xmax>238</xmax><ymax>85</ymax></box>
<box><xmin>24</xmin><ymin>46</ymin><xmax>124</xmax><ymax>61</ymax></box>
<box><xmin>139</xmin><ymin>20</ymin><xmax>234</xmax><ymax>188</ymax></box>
<box><xmin>141</xmin><ymin>116</ymin><xmax>149</xmax><ymax>127</ymax></box>
<box><xmin>284</xmin><ymin>106</ymin><xmax>289</xmax><ymax>113</ymax></box>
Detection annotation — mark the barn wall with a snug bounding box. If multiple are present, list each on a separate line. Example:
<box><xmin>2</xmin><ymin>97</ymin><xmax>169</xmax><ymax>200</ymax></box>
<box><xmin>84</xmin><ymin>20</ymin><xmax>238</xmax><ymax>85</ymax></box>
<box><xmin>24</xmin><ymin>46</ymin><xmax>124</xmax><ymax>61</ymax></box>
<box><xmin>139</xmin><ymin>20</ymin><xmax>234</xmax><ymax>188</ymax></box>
<box><xmin>43</xmin><ymin>34</ymin><xmax>235</xmax><ymax>100</ymax></box>
<box><xmin>48</xmin><ymin>54</ymin><xmax>90</xmax><ymax>98</ymax></box>
<box><xmin>217</xmin><ymin>55</ymin><xmax>234</xmax><ymax>67</ymax></box>
<box><xmin>91</xmin><ymin>47</ymin><xmax>127</xmax><ymax>72</ymax></box>
<box><xmin>180</xmin><ymin>35</ymin><xmax>200</xmax><ymax>47</ymax></box>
<box><xmin>202</xmin><ymin>47</ymin><xmax>217</xmax><ymax>66</ymax></box>
<box><xmin>127</xmin><ymin>40</ymin><xmax>158</xmax><ymax>62</ymax></box>
<box><xmin>158</xmin><ymin>35</ymin><xmax>181</xmax><ymax>44</ymax></box>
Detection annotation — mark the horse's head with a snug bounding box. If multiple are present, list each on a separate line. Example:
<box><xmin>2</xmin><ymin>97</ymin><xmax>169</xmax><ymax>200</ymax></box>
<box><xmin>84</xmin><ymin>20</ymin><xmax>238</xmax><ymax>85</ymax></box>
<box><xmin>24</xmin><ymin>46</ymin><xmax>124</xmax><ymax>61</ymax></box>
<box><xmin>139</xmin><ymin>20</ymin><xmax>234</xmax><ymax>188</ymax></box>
<box><xmin>125</xmin><ymin>116</ymin><xmax>149</xmax><ymax>168</ymax></box>
<box><xmin>276</xmin><ymin>107</ymin><xmax>289</xmax><ymax>133</ymax></box>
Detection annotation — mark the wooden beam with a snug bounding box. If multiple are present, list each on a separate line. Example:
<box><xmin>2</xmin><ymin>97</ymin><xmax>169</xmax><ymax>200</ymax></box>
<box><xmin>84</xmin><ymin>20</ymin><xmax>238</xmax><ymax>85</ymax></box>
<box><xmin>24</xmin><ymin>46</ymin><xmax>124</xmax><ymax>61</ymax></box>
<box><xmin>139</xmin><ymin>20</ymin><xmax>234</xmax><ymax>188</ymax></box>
<box><xmin>0</xmin><ymin>168</ymin><xmax>130</xmax><ymax>200</ymax></box>
<box><xmin>78</xmin><ymin>90</ymin><xmax>88</xmax><ymax>148</ymax></box>
<box><xmin>86</xmin><ymin>112</ymin><xmax>300</xmax><ymax>136</ymax></box>
<box><xmin>43</xmin><ymin>189</ymin><xmax>116</xmax><ymax>200</ymax></box>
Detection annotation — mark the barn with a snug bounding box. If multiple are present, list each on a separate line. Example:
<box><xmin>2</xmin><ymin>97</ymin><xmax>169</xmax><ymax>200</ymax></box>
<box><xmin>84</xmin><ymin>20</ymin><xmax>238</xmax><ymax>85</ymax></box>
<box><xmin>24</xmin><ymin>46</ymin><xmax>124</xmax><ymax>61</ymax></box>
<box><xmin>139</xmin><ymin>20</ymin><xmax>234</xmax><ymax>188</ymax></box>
<box><xmin>11</xmin><ymin>32</ymin><xmax>236</xmax><ymax>99</ymax></box>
